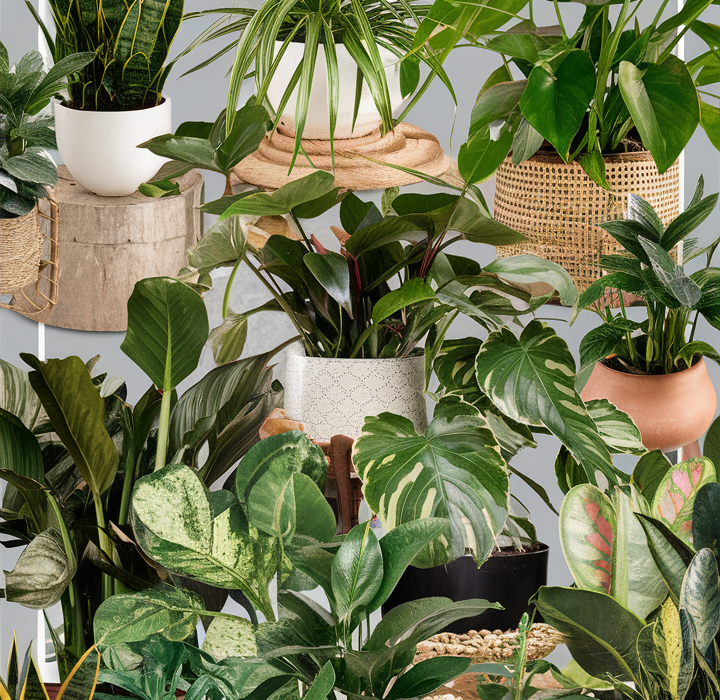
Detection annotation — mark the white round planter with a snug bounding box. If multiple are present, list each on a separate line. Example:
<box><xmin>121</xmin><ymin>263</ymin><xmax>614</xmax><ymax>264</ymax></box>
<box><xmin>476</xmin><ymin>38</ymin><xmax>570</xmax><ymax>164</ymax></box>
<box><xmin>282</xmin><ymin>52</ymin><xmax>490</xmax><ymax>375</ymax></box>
<box><xmin>283</xmin><ymin>349</ymin><xmax>428</xmax><ymax>441</ymax></box>
<box><xmin>266</xmin><ymin>41</ymin><xmax>407</xmax><ymax>140</ymax></box>
<box><xmin>54</xmin><ymin>99</ymin><xmax>172</xmax><ymax>197</ymax></box>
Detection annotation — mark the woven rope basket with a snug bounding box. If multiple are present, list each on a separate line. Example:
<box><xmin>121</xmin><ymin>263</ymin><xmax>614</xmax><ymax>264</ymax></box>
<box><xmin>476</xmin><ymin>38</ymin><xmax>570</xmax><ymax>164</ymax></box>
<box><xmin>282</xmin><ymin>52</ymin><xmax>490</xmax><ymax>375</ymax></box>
<box><xmin>0</xmin><ymin>207</ymin><xmax>44</xmax><ymax>294</ymax></box>
<box><xmin>494</xmin><ymin>152</ymin><xmax>680</xmax><ymax>292</ymax></box>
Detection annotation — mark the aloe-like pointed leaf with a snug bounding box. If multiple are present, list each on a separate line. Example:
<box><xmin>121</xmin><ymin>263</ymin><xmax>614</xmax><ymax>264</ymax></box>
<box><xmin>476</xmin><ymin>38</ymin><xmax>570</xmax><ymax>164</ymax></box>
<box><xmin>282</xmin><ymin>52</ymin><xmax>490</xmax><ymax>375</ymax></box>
<box><xmin>121</xmin><ymin>278</ymin><xmax>209</xmax><ymax>391</ymax></box>
<box><xmin>21</xmin><ymin>355</ymin><xmax>118</xmax><ymax>496</ymax></box>
<box><xmin>131</xmin><ymin>463</ymin><xmax>278</xmax><ymax>619</ymax></box>
<box><xmin>354</xmin><ymin>412</ymin><xmax>510</xmax><ymax>567</ymax></box>
<box><xmin>94</xmin><ymin>585</ymin><xmax>204</xmax><ymax>647</ymax></box>
<box><xmin>680</xmin><ymin>548</ymin><xmax>720</xmax><ymax>655</ymax></box>
<box><xmin>475</xmin><ymin>321</ymin><xmax>617</xmax><ymax>486</ymax></box>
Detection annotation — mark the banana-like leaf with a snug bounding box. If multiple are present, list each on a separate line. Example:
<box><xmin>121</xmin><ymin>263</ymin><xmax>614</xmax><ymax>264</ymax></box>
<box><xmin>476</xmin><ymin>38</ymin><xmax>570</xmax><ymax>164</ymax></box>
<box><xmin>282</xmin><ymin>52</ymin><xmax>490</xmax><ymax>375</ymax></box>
<box><xmin>122</xmin><ymin>278</ymin><xmax>209</xmax><ymax>391</ymax></box>
<box><xmin>650</xmin><ymin>458</ymin><xmax>716</xmax><ymax>546</ymax></box>
<box><xmin>475</xmin><ymin>321</ymin><xmax>617</xmax><ymax>485</ymax></box>
<box><xmin>353</xmin><ymin>412</ymin><xmax>510</xmax><ymax>567</ymax></box>
<box><xmin>202</xmin><ymin>616</ymin><xmax>256</xmax><ymax>661</ymax></box>
<box><xmin>560</xmin><ymin>484</ymin><xmax>667</xmax><ymax>619</ymax></box>
<box><xmin>680</xmin><ymin>548</ymin><xmax>720</xmax><ymax>656</ymax></box>
<box><xmin>21</xmin><ymin>355</ymin><xmax>118</xmax><ymax>496</ymax></box>
<box><xmin>4</xmin><ymin>528</ymin><xmax>75</xmax><ymax>609</ymax></box>
<box><xmin>131</xmin><ymin>464</ymin><xmax>278</xmax><ymax>619</ymax></box>
<box><xmin>94</xmin><ymin>585</ymin><xmax>205</xmax><ymax>647</ymax></box>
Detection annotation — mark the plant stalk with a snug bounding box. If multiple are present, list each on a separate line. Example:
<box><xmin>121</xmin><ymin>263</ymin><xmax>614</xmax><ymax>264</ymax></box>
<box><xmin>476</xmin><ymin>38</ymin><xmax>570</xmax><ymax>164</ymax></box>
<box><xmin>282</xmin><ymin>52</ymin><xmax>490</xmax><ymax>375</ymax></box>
<box><xmin>155</xmin><ymin>385</ymin><xmax>173</xmax><ymax>471</ymax></box>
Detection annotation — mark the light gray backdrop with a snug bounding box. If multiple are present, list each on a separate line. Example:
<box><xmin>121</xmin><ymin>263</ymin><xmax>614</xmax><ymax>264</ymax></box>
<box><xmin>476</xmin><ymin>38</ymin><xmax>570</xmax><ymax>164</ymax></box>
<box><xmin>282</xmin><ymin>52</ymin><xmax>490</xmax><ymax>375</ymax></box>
<box><xmin>1</xmin><ymin>0</ymin><xmax>718</xmax><ymax>676</ymax></box>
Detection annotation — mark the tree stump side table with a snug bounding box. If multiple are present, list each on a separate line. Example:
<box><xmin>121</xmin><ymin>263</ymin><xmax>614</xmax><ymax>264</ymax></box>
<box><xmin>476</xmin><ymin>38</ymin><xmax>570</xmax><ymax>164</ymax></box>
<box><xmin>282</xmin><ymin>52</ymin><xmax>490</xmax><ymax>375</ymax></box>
<box><xmin>14</xmin><ymin>166</ymin><xmax>203</xmax><ymax>332</ymax></box>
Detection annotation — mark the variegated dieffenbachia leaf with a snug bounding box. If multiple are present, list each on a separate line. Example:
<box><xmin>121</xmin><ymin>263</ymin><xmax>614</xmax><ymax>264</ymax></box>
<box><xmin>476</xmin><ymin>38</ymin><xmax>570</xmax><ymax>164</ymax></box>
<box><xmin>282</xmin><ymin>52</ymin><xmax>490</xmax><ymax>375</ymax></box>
<box><xmin>651</xmin><ymin>458</ymin><xmax>716</xmax><ymax>547</ymax></box>
<box><xmin>202</xmin><ymin>616</ymin><xmax>257</xmax><ymax>661</ymax></box>
<box><xmin>353</xmin><ymin>412</ymin><xmax>510</xmax><ymax>568</ymax></box>
<box><xmin>131</xmin><ymin>463</ymin><xmax>279</xmax><ymax>620</ymax></box>
<box><xmin>560</xmin><ymin>484</ymin><xmax>667</xmax><ymax>620</ymax></box>
<box><xmin>475</xmin><ymin>320</ymin><xmax>618</xmax><ymax>485</ymax></box>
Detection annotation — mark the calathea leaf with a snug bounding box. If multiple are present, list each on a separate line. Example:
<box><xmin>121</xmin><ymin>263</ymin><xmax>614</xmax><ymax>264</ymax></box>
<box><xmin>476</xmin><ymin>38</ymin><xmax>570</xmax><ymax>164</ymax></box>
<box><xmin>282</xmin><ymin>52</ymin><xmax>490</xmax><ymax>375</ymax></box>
<box><xmin>94</xmin><ymin>585</ymin><xmax>205</xmax><ymax>647</ymax></box>
<box><xmin>131</xmin><ymin>463</ymin><xmax>279</xmax><ymax>619</ymax></box>
<box><xmin>475</xmin><ymin>321</ymin><xmax>618</xmax><ymax>486</ymax></box>
<box><xmin>353</xmin><ymin>412</ymin><xmax>509</xmax><ymax>567</ymax></box>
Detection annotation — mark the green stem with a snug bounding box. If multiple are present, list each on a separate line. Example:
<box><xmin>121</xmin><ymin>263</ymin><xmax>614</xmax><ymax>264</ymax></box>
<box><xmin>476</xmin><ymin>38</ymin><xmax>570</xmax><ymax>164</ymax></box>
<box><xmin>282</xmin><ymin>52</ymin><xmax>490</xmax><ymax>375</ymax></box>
<box><xmin>291</xmin><ymin>212</ymin><xmax>314</xmax><ymax>251</ymax></box>
<box><xmin>118</xmin><ymin>451</ymin><xmax>138</xmax><ymax>527</ymax></box>
<box><xmin>552</xmin><ymin>0</ymin><xmax>566</xmax><ymax>39</ymax></box>
<box><xmin>155</xmin><ymin>386</ymin><xmax>173</xmax><ymax>472</ymax></box>
<box><xmin>93</xmin><ymin>492</ymin><xmax>113</xmax><ymax>602</ymax></box>
<box><xmin>222</xmin><ymin>256</ymin><xmax>243</xmax><ymax>319</ymax></box>
<box><xmin>349</xmin><ymin>322</ymin><xmax>378</xmax><ymax>358</ymax></box>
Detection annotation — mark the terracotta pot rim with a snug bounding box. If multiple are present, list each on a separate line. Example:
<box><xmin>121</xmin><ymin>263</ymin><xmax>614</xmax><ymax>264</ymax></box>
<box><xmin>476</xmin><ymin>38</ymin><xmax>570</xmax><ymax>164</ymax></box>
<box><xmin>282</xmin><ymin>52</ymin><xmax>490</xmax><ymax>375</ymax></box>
<box><xmin>593</xmin><ymin>356</ymin><xmax>707</xmax><ymax>381</ymax></box>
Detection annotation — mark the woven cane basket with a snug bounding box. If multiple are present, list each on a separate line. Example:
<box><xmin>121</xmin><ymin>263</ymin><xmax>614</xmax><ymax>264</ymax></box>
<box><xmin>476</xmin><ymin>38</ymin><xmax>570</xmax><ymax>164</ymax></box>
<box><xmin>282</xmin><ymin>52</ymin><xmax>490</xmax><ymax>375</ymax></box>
<box><xmin>493</xmin><ymin>152</ymin><xmax>680</xmax><ymax>292</ymax></box>
<box><xmin>0</xmin><ymin>207</ymin><xmax>43</xmax><ymax>294</ymax></box>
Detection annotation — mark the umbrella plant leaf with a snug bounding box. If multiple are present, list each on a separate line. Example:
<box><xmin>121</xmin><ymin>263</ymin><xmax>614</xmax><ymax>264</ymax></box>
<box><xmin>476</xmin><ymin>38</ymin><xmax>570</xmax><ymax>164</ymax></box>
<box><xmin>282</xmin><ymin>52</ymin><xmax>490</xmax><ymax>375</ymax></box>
<box><xmin>354</xmin><ymin>412</ymin><xmax>510</xmax><ymax>567</ymax></box>
<box><xmin>131</xmin><ymin>463</ymin><xmax>278</xmax><ymax>619</ymax></box>
<box><xmin>650</xmin><ymin>458</ymin><xmax>716</xmax><ymax>547</ymax></box>
<box><xmin>475</xmin><ymin>320</ymin><xmax>617</xmax><ymax>486</ymax></box>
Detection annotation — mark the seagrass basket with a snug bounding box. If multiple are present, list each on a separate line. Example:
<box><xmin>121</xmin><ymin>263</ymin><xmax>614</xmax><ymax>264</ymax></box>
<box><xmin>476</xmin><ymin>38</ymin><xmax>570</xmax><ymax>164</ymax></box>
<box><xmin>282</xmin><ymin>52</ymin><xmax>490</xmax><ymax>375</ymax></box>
<box><xmin>493</xmin><ymin>151</ymin><xmax>680</xmax><ymax>292</ymax></box>
<box><xmin>0</xmin><ymin>206</ymin><xmax>43</xmax><ymax>294</ymax></box>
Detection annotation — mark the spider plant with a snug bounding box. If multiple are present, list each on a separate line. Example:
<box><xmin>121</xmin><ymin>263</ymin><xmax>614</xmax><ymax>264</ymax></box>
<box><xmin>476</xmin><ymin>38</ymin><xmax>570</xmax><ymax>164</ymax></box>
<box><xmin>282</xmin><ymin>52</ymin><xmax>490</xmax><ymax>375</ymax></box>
<box><xmin>180</xmin><ymin>0</ymin><xmax>455</xmax><ymax>170</ymax></box>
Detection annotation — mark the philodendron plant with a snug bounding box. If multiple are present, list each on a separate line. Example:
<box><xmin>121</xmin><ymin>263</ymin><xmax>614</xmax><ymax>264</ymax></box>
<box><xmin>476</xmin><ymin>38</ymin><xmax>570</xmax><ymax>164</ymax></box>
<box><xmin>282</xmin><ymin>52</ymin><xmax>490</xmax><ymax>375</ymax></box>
<box><xmin>573</xmin><ymin>178</ymin><xmax>720</xmax><ymax>379</ymax></box>
<box><xmin>462</xmin><ymin>0</ymin><xmax>719</xmax><ymax>187</ymax></box>
<box><xmin>0</xmin><ymin>277</ymin><xmax>283</xmax><ymax>678</ymax></box>
<box><xmin>93</xmin><ymin>430</ymin><xmax>496</xmax><ymax>700</ymax></box>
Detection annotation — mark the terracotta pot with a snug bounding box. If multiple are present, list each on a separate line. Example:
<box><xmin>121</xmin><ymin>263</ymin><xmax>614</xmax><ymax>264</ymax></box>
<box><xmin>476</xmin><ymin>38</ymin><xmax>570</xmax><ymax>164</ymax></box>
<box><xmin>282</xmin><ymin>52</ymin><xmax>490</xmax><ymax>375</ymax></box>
<box><xmin>581</xmin><ymin>359</ymin><xmax>718</xmax><ymax>452</ymax></box>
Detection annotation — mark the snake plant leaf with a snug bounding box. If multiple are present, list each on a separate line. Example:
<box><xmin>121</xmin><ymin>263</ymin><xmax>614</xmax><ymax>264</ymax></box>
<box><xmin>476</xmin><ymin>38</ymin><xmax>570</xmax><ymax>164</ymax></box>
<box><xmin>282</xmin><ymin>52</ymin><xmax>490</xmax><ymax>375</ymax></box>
<box><xmin>586</xmin><ymin>399</ymin><xmax>645</xmax><ymax>455</ymax></box>
<box><xmin>0</xmin><ymin>359</ymin><xmax>45</xmax><ymax>430</ymax></box>
<box><xmin>650</xmin><ymin>458</ymin><xmax>716</xmax><ymax>546</ymax></box>
<box><xmin>534</xmin><ymin>587</ymin><xmax>644</xmax><ymax>682</ymax></box>
<box><xmin>202</xmin><ymin>616</ymin><xmax>257</xmax><ymax>661</ymax></box>
<box><xmin>4</xmin><ymin>528</ymin><xmax>74</xmax><ymax>609</ymax></box>
<box><xmin>353</xmin><ymin>412</ymin><xmax>510</xmax><ymax>567</ymax></box>
<box><xmin>56</xmin><ymin>645</ymin><xmax>101</xmax><ymax>700</ymax></box>
<box><xmin>17</xmin><ymin>643</ymin><xmax>47</xmax><ymax>700</ymax></box>
<box><xmin>131</xmin><ymin>463</ymin><xmax>278</xmax><ymax>619</ymax></box>
<box><xmin>122</xmin><ymin>277</ymin><xmax>209</xmax><ymax>391</ymax></box>
<box><xmin>94</xmin><ymin>585</ymin><xmax>205</xmax><ymax>647</ymax></box>
<box><xmin>680</xmin><ymin>548</ymin><xmax>720</xmax><ymax>656</ymax></box>
<box><xmin>475</xmin><ymin>321</ymin><xmax>617</xmax><ymax>486</ymax></box>
<box><xmin>637</xmin><ymin>514</ymin><xmax>695</xmax><ymax>605</ymax></box>
<box><xmin>21</xmin><ymin>355</ymin><xmax>118</xmax><ymax>496</ymax></box>
<box><xmin>693</xmin><ymin>484</ymin><xmax>720</xmax><ymax>560</ymax></box>
<box><xmin>304</xmin><ymin>251</ymin><xmax>354</xmax><ymax>318</ymax></box>
<box><xmin>618</xmin><ymin>56</ymin><xmax>699</xmax><ymax>174</ymax></box>
<box><xmin>520</xmin><ymin>50</ymin><xmax>595</xmax><ymax>160</ymax></box>
<box><xmin>331</xmin><ymin>521</ymin><xmax>383</xmax><ymax>625</ymax></box>
<box><xmin>387</xmin><ymin>657</ymin><xmax>471</xmax><ymax>700</ymax></box>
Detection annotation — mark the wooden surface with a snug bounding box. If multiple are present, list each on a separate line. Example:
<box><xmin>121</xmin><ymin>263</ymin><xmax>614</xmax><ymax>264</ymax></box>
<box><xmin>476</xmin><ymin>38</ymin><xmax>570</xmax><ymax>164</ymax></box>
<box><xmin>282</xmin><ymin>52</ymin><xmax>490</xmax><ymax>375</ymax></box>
<box><xmin>233</xmin><ymin>122</ymin><xmax>454</xmax><ymax>191</ymax></box>
<box><xmin>13</xmin><ymin>166</ymin><xmax>203</xmax><ymax>332</ymax></box>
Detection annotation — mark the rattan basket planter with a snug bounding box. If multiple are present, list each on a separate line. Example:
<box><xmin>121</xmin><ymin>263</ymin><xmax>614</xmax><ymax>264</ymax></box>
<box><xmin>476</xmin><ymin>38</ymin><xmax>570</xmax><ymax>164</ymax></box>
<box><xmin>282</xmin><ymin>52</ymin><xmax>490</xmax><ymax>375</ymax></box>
<box><xmin>493</xmin><ymin>151</ymin><xmax>680</xmax><ymax>292</ymax></box>
<box><xmin>0</xmin><ymin>207</ymin><xmax>43</xmax><ymax>294</ymax></box>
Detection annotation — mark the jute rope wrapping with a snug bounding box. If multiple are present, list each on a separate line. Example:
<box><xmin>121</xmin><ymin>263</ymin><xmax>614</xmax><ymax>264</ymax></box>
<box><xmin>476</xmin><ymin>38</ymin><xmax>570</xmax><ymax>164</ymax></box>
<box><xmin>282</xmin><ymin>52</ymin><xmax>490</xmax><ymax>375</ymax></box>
<box><xmin>494</xmin><ymin>152</ymin><xmax>680</xmax><ymax>292</ymax></box>
<box><xmin>0</xmin><ymin>206</ymin><xmax>43</xmax><ymax>294</ymax></box>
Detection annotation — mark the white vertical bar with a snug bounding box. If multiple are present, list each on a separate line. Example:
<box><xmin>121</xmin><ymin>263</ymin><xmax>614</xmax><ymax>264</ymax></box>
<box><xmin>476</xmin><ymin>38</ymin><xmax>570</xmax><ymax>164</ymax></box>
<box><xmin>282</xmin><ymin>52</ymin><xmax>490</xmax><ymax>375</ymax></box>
<box><xmin>678</xmin><ymin>0</ymin><xmax>686</xmax><ymax>217</ymax></box>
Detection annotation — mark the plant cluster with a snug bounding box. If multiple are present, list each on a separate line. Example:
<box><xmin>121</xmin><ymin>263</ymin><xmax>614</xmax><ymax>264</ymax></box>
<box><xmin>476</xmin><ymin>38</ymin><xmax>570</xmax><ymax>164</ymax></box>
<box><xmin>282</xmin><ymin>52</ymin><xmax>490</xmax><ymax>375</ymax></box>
<box><xmin>28</xmin><ymin>0</ymin><xmax>184</xmax><ymax>111</ymax></box>
<box><xmin>462</xmin><ymin>0</ymin><xmax>719</xmax><ymax>186</ymax></box>
<box><xmin>0</xmin><ymin>41</ymin><xmax>92</xmax><ymax>218</ymax></box>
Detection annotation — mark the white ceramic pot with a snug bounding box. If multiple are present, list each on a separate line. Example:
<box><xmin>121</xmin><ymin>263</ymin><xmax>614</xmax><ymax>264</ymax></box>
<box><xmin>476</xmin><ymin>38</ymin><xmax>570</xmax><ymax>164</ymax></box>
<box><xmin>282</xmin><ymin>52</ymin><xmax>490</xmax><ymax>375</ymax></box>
<box><xmin>54</xmin><ymin>99</ymin><xmax>172</xmax><ymax>197</ymax></box>
<box><xmin>266</xmin><ymin>41</ymin><xmax>407</xmax><ymax>140</ymax></box>
<box><xmin>283</xmin><ymin>349</ymin><xmax>427</xmax><ymax>441</ymax></box>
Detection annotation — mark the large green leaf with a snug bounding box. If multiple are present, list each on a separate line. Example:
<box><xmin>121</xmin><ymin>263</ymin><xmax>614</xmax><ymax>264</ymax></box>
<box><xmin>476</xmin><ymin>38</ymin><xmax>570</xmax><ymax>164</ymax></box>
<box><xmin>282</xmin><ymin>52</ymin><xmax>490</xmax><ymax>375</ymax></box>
<box><xmin>680</xmin><ymin>548</ymin><xmax>720</xmax><ymax>655</ymax></box>
<box><xmin>4</xmin><ymin>528</ymin><xmax>74</xmax><ymax>609</ymax></box>
<box><xmin>534</xmin><ymin>587</ymin><xmax>644</xmax><ymax>682</ymax></box>
<box><xmin>520</xmin><ymin>50</ymin><xmax>596</xmax><ymax>159</ymax></box>
<box><xmin>0</xmin><ymin>407</ymin><xmax>43</xmax><ymax>486</ymax></box>
<box><xmin>121</xmin><ymin>278</ymin><xmax>209</xmax><ymax>391</ymax></box>
<box><xmin>387</xmin><ymin>657</ymin><xmax>471</xmax><ymax>700</ymax></box>
<box><xmin>458</xmin><ymin>123</ymin><xmax>514</xmax><ymax>185</ymax></box>
<box><xmin>353</xmin><ymin>412</ymin><xmax>509</xmax><ymax>567</ymax></box>
<box><xmin>475</xmin><ymin>321</ymin><xmax>617</xmax><ymax>485</ymax></box>
<box><xmin>650</xmin><ymin>458</ymin><xmax>716</xmax><ymax>547</ymax></box>
<box><xmin>618</xmin><ymin>55</ymin><xmax>700</xmax><ymax>174</ymax></box>
<box><xmin>632</xmin><ymin>450</ymin><xmax>673</xmax><ymax>503</ymax></box>
<box><xmin>304</xmin><ymin>251</ymin><xmax>353</xmax><ymax>317</ymax></box>
<box><xmin>131</xmin><ymin>463</ymin><xmax>278</xmax><ymax>619</ymax></box>
<box><xmin>331</xmin><ymin>521</ymin><xmax>383</xmax><ymax>626</ymax></box>
<box><xmin>187</xmin><ymin>218</ymin><xmax>246</xmax><ymax>272</ymax></box>
<box><xmin>22</xmin><ymin>355</ymin><xmax>118</xmax><ymax>496</ymax></box>
<box><xmin>94</xmin><ymin>585</ymin><xmax>205</xmax><ymax>647</ymax></box>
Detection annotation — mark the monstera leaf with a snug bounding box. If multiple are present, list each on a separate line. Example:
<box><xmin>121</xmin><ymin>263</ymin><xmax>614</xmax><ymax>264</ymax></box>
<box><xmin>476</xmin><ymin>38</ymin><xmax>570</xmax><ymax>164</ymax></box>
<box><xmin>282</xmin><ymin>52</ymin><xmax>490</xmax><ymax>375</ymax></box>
<box><xmin>131</xmin><ymin>463</ymin><xmax>278</xmax><ymax>619</ymax></box>
<box><xmin>649</xmin><ymin>458</ymin><xmax>716</xmax><ymax>547</ymax></box>
<box><xmin>560</xmin><ymin>484</ymin><xmax>667</xmax><ymax>620</ymax></box>
<box><xmin>475</xmin><ymin>321</ymin><xmax>617</xmax><ymax>485</ymax></box>
<box><xmin>353</xmin><ymin>412</ymin><xmax>510</xmax><ymax>567</ymax></box>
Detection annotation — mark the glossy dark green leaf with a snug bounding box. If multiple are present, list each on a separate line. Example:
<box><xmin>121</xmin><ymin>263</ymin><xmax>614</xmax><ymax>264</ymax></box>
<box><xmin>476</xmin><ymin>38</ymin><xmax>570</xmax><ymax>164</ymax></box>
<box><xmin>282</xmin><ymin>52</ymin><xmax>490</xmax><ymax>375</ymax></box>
<box><xmin>469</xmin><ymin>80</ymin><xmax>526</xmax><ymax>135</ymax></box>
<box><xmin>372</xmin><ymin>278</ymin><xmax>436</xmax><ymax>324</ymax></box>
<box><xmin>304</xmin><ymin>251</ymin><xmax>353</xmax><ymax>317</ymax></box>
<box><xmin>632</xmin><ymin>450</ymin><xmax>673</xmax><ymax>503</ymax></box>
<box><xmin>305</xmin><ymin>662</ymin><xmax>335</xmax><ymax>700</ymax></box>
<box><xmin>511</xmin><ymin>117</ymin><xmax>544</xmax><ymax>164</ymax></box>
<box><xmin>458</xmin><ymin>124</ymin><xmax>514</xmax><ymax>185</ymax></box>
<box><xmin>387</xmin><ymin>656</ymin><xmax>471</xmax><ymax>700</ymax></box>
<box><xmin>0</xmin><ymin>407</ymin><xmax>43</xmax><ymax>485</ymax></box>
<box><xmin>638</xmin><ymin>237</ymin><xmax>702</xmax><ymax>307</ymax></box>
<box><xmin>693</xmin><ymin>484</ymin><xmax>720</xmax><ymax>560</ymax></box>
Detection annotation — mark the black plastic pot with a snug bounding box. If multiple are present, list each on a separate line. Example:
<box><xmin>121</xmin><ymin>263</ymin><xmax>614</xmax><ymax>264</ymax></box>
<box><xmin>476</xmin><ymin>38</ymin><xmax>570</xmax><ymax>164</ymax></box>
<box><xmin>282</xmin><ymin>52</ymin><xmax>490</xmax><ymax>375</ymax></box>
<box><xmin>382</xmin><ymin>544</ymin><xmax>549</xmax><ymax>633</ymax></box>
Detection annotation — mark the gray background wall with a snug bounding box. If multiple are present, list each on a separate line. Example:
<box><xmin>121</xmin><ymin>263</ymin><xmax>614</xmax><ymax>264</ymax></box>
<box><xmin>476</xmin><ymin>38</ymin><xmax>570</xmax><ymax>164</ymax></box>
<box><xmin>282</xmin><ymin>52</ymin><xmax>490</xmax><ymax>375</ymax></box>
<box><xmin>1</xmin><ymin>0</ymin><xmax>718</xmax><ymax>675</ymax></box>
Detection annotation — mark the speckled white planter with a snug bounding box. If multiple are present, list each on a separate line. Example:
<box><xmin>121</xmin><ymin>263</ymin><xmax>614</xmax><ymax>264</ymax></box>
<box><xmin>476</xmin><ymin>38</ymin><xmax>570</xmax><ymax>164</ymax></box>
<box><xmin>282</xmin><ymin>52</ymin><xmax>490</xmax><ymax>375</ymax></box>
<box><xmin>283</xmin><ymin>349</ymin><xmax>427</xmax><ymax>441</ymax></box>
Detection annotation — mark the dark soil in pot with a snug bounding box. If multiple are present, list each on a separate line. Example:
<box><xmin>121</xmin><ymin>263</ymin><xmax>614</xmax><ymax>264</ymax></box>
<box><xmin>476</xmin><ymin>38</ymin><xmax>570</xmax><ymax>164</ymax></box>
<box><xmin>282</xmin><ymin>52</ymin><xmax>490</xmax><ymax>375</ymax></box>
<box><xmin>382</xmin><ymin>543</ymin><xmax>549</xmax><ymax>634</ymax></box>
